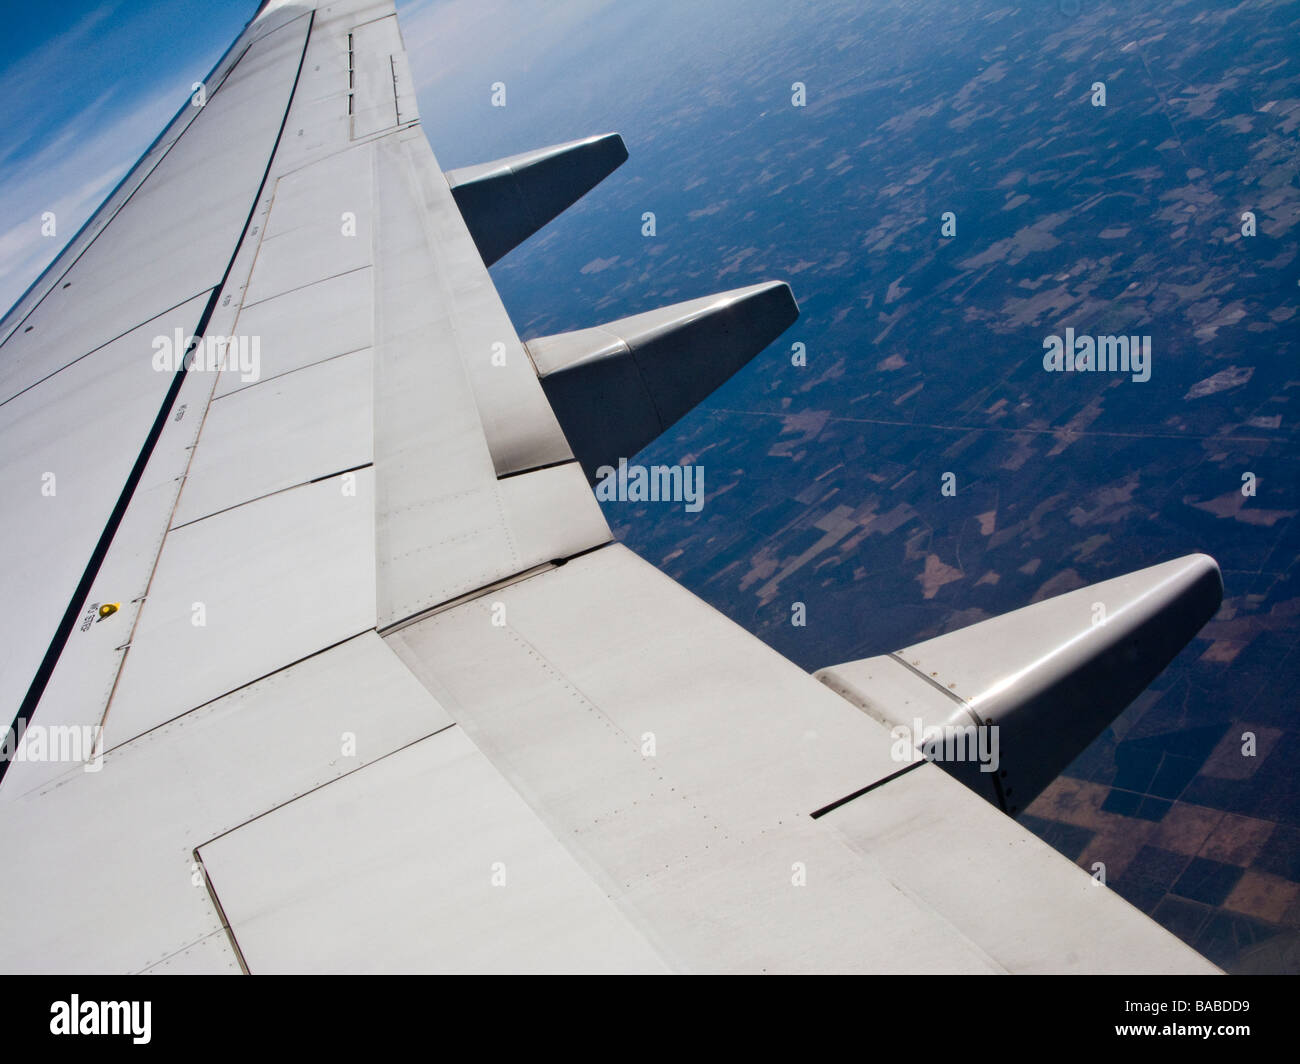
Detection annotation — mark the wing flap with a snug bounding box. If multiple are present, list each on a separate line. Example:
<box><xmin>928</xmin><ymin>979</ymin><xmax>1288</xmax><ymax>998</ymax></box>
<box><xmin>383</xmin><ymin>543</ymin><xmax>1213</xmax><ymax>972</ymax></box>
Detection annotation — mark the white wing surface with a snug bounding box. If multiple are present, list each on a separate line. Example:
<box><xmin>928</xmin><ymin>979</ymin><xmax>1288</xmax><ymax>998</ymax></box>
<box><xmin>0</xmin><ymin>0</ymin><xmax>1220</xmax><ymax>974</ymax></box>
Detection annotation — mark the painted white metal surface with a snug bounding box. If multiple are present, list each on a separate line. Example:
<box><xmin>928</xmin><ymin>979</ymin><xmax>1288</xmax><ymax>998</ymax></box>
<box><xmin>139</xmin><ymin>931</ymin><xmax>243</xmax><ymax>975</ymax></box>
<box><xmin>822</xmin><ymin>758</ymin><xmax>1220</xmax><ymax>974</ymax></box>
<box><xmin>103</xmin><ymin>471</ymin><xmax>377</xmax><ymax>749</ymax></box>
<box><xmin>4</xmin><ymin>479</ymin><xmax>186</xmax><ymax>797</ymax></box>
<box><xmin>173</xmin><ymin>348</ymin><xmax>373</xmax><ymax>526</ymax></box>
<box><xmin>349</xmin><ymin>14</ymin><xmax>417</xmax><ymax>140</ymax></box>
<box><xmin>373</xmin><ymin>129</ymin><xmax>574</xmax><ymax>478</ymax></box>
<box><xmin>0</xmin><ymin>293</ymin><xmax>210</xmax><ymax>732</ymax></box>
<box><xmin>0</xmin><ymin>632</ymin><xmax>452</xmax><ymax>972</ymax></box>
<box><xmin>387</xmin><ymin>543</ymin><xmax>1217</xmax><ymax>972</ymax></box>
<box><xmin>268</xmin><ymin>13</ymin><xmax>362</xmax><ymax>173</ymax></box>
<box><xmin>371</xmin><ymin>129</ymin><xmax>610</xmax><ymax>624</ymax></box>
<box><xmin>392</xmin><ymin>545</ymin><xmax>909</xmax><ymax>827</ymax></box>
<box><xmin>0</xmin><ymin>139</ymin><xmax>311</xmax><ymax>795</ymax></box>
<box><xmin>212</xmin><ymin>268</ymin><xmax>372</xmax><ymax>398</ymax></box>
<box><xmin>243</xmin><ymin>144</ymin><xmax>374</xmax><ymax>306</ymax></box>
<box><xmin>380</xmin><ymin>461</ymin><xmax>610</xmax><ymax>625</ymax></box>
<box><xmin>0</xmin><ymin>10</ymin><xmax>319</xmax><ymax>793</ymax></box>
<box><xmin>385</xmin><ymin>544</ymin><xmax>1012</xmax><ymax>972</ymax></box>
<box><xmin>200</xmin><ymin>728</ymin><xmax>669</xmax><ymax>973</ymax></box>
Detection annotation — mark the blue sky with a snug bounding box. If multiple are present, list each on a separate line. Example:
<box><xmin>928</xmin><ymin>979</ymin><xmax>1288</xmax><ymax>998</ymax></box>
<box><xmin>0</xmin><ymin>0</ymin><xmax>256</xmax><ymax>315</ymax></box>
<box><xmin>0</xmin><ymin>0</ymin><xmax>792</xmax><ymax>319</ymax></box>
<box><xmin>0</xmin><ymin>0</ymin><xmax>637</xmax><ymax>317</ymax></box>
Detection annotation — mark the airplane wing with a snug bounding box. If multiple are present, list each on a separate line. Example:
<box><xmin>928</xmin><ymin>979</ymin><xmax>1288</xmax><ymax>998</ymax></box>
<box><xmin>0</xmin><ymin>0</ymin><xmax>1223</xmax><ymax>974</ymax></box>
